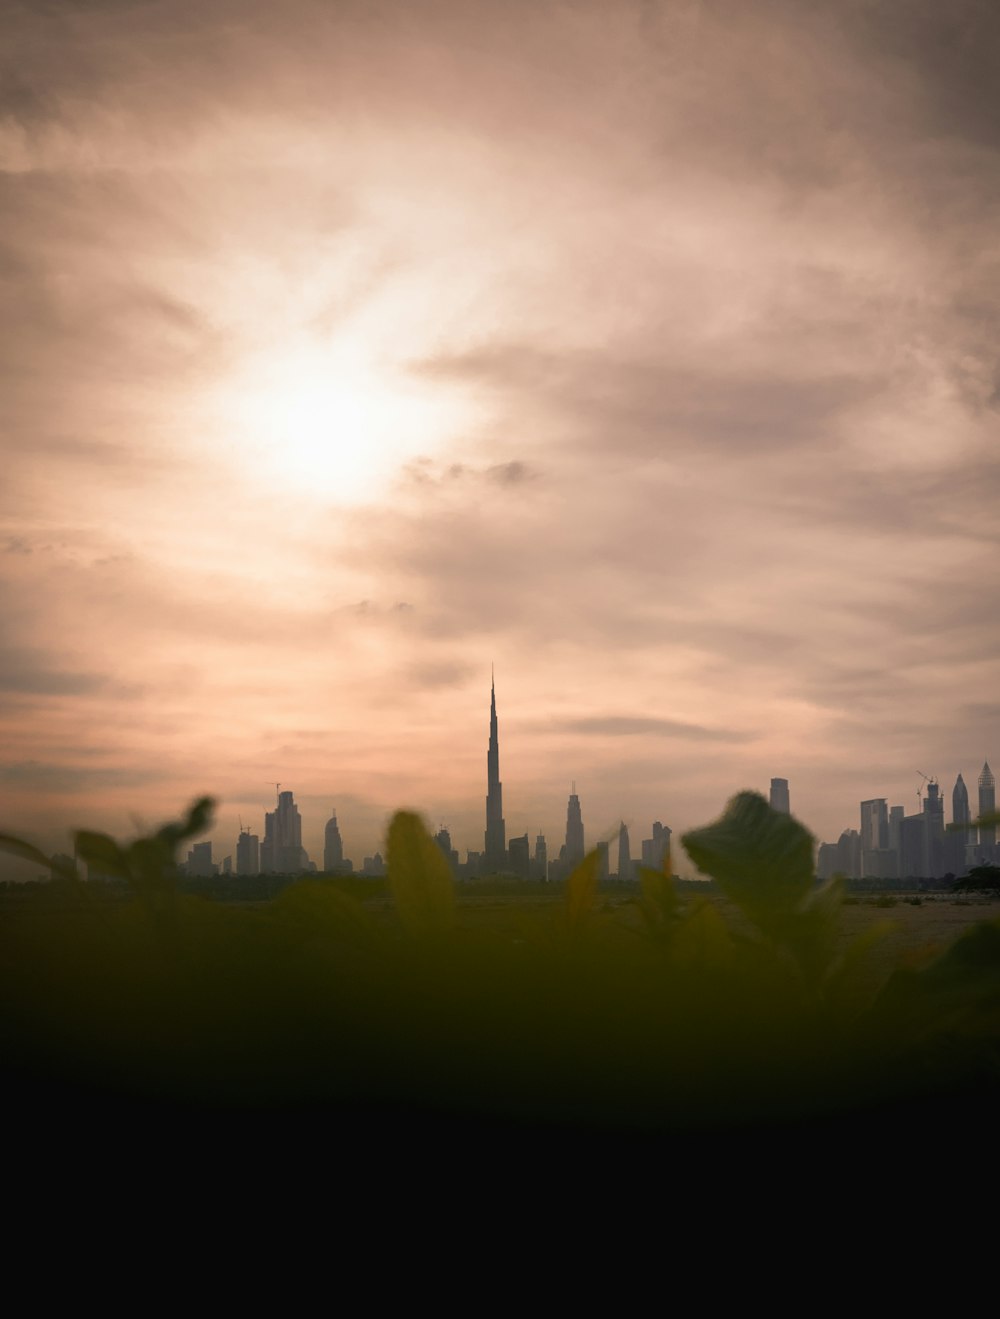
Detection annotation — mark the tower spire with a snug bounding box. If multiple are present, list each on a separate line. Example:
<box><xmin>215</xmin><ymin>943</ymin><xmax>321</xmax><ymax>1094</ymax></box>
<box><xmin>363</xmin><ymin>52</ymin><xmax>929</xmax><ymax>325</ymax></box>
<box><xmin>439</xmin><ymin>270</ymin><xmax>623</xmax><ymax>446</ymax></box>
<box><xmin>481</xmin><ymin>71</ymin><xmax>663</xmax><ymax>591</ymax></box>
<box><xmin>484</xmin><ymin>669</ymin><xmax>506</xmax><ymax>872</ymax></box>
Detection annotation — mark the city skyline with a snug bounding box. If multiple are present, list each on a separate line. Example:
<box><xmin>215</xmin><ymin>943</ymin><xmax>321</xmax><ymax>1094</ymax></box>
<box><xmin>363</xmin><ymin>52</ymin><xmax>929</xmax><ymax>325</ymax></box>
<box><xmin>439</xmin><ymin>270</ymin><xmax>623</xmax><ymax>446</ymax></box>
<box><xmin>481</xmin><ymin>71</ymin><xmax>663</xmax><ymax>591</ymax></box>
<box><xmin>1</xmin><ymin>3</ymin><xmax>998</xmax><ymax>873</ymax></box>
<box><xmin>176</xmin><ymin>679</ymin><xmax>993</xmax><ymax>883</ymax></box>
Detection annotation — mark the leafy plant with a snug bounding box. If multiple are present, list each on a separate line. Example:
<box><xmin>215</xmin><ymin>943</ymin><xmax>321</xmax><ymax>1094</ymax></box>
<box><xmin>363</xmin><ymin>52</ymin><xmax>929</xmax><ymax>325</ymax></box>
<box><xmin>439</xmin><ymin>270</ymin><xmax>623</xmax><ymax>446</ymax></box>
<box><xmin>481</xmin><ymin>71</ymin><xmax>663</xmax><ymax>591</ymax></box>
<box><xmin>1</xmin><ymin>789</ymin><xmax>999</xmax><ymax>1137</ymax></box>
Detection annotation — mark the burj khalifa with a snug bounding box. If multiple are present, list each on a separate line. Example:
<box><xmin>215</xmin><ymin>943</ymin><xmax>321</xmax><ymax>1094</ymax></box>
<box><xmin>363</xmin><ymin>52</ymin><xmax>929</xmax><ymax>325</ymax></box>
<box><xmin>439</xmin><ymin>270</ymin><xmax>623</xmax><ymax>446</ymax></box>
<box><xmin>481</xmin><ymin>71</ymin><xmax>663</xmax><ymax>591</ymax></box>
<box><xmin>484</xmin><ymin>673</ymin><xmax>506</xmax><ymax>872</ymax></box>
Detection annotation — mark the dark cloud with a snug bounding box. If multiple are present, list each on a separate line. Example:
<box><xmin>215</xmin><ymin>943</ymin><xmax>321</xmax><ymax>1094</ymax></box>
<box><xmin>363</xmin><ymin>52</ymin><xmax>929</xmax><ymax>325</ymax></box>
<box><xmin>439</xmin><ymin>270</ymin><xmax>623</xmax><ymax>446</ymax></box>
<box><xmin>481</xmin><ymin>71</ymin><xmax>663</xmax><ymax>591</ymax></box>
<box><xmin>554</xmin><ymin>715</ymin><xmax>754</xmax><ymax>743</ymax></box>
<box><xmin>405</xmin><ymin>659</ymin><xmax>477</xmax><ymax>690</ymax></box>
<box><xmin>401</xmin><ymin>457</ymin><xmax>537</xmax><ymax>489</ymax></box>
<box><xmin>486</xmin><ymin>460</ymin><xmax>532</xmax><ymax>485</ymax></box>
<box><xmin>0</xmin><ymin>759</ymin><xmax>164</xmax><ymax>792</ymax></box>
<box><xmin>0</xmin><ymin>647</ymin><xmax>112</xmax><ymax>697</ymax></box>
<box><xmin>417</xmin><ymin>344</ymin><xmax>887</xmax><ymax>456</ymax></box>
<box><xmin>850</xmin><ymin>0</ymin><xmax>1000</xmax><ymax>149</ymax></box>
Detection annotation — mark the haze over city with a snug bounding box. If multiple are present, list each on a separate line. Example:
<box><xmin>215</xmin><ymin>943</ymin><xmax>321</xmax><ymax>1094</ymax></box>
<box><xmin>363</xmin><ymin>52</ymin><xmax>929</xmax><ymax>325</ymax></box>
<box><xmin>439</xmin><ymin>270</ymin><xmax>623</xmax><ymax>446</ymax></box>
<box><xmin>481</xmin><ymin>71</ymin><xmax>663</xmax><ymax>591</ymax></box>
<box><xmin>1</xmin><ymin>1</ymin><xmax>998</xmax><ymax>874</ymax></box>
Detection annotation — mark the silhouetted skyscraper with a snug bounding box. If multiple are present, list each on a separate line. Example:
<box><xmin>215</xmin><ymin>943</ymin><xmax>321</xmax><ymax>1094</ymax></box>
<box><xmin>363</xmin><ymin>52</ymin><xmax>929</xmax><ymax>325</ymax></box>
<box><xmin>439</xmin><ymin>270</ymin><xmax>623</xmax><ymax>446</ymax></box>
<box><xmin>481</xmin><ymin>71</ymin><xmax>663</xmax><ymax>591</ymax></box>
<box><xmin>979</xmin><ymin>761</ymin><xmax>996</xmax><ymax>846</ymax></box>
<box><xmin>860</xmin><ymin>798</ymin><xmax>895</xmax><ymax>878</ymax></box>
<box><xmin>947</xmin><ymin>774</ymin><xmax>972</xmax><ymax>874</ymax></box>
<box><xmin>236</xmin><ymin>829</ymin><xmax>259</xmax><ymax>875</ymax></box>
<box><xmin>770</xmin><ymin>778</ymin><xmax>790</xmax><ymax>814</ymax></box>
<box><xmin>617</xmin><ymin>821</ymin><xmax>632</xmax><ymax>881</ymax></box>
<box><xmin>564</xmin><ymin>785</ymin><xmax>584</xmax><ymax>867</ymax></box>
<box><xmin>484</xmin><ymin>674</ymin><xmax>506</xmax><ymax>871</ymax></box>
<box><xmin>952</xmin><ymin>773</ymin><xmax>970</xmax><ymax>828</ymax></box>
<box><xmin>641</xmin><ymin>821</ymin><xmax>672</xmax><ymax>871</ymax></box>
<box><xmin>508</xmin><ymin>833</ymin><xmax>530</xmax><ymax>879</ymax></box>
<box><xmin>923</xmin><ymin>778</ymin><xmax>945</xmax><ymax>876</ymax></box>
<box><xmin>324</xmin><ymin>809</ymin><xmax>344</xmax><ymax>873</ymax></box>
<box><xmin>186</xmin><ymin>840</ymin><xmax>215</xmax><ymax>878</ymax></box>
<box><xmin>533</xmin><ymin>833</ymin><xmax>547</xmax><ymax>881</ymax></box>
<box><xmin>262</xmin><ymin>788</ymin><xmax>308</xmax><ymax>873</ymax></box>
<box><xmin>596</xmin><ymin>839</ymin><xmax>609</xmax><ymax>882</ymax></box>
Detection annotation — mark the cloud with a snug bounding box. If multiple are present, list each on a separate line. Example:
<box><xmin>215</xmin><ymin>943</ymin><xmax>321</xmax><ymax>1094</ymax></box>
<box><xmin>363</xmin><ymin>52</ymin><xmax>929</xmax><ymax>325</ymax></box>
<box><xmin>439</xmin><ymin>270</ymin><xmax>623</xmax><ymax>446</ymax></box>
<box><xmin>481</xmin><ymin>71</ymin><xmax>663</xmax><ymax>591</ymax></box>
<box><xmin>0</xmin><ymin>647</ymin><xmax>114</xmax><ymax>697</ymax></box>
<box><xmin>0</xmin><ymin>0</ymin><xmax>998</xmax><ymax>861</ymax></box>
<box><xmin>0</xmin><ymin>760</ymin><xmax>165</xmax><ymax>792</ymax></box>
<box><xmin>552</xmin><ymin>715</ymin><xmax>755</xmax><ymax>743</ymax></box>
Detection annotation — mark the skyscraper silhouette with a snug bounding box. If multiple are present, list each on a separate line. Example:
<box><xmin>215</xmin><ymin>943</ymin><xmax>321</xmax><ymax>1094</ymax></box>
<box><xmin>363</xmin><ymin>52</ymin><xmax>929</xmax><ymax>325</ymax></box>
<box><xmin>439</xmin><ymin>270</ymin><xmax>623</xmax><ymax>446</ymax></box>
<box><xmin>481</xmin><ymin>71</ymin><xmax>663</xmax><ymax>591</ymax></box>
<box><xmin>952</xmin><ymin>774</ymin><xmax>970</xmax><ymax>829</ymax></box>
<box><xmin>236</xmin><ymin>829</ymin><xmax>259</xmax><ymax>875</ymax></box>
<box><xmin>262</xmin><ymin>788</ymin><xmax>308</xmax><ymax>873</ymax></box>
<box><xmin>948</xmin><ymin>774</ymin><xmax>972</xmax><ymax>874</ymax></box>
<box><xmin>484</xmin><ymin>674</ymin><xmax>506</xmax><ymax>871</ymax></box>
<box><xmin>922</xmin><ymin>778</ymin><xmax>945</xmax><ymax>877</ymax></box>
<box><xmin>769</xmin><ymin>778</ymin><xmax>790</xmax><ymax>814</ymax></box>
<box><xmin>617</xmin><ymin>821</ymin><xmax>632</xmax><ymax>881</ymax></box>
<box><xmin>324</xmin><ymin>809</ymin><xmax>344</xmax><ymax>873</ymax></box>
<box><xmin>979</xmin><ymin>761</ymin><xmax>996</xmax><ymax>847</ymax></box>
<box><xmin>564</xmin><ymin>785</ymin><xmax>584</xmax><ymax>867</ymax></box>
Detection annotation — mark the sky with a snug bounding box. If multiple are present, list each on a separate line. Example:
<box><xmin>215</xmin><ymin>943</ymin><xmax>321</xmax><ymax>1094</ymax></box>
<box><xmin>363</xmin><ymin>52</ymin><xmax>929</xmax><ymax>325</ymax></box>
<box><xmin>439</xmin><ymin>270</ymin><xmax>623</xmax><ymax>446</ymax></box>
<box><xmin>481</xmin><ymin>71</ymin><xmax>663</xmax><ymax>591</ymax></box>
<box><xmin>1</xmin><ymin>0</ymin><xmax>998</xmax><ymax>875</ymax></box>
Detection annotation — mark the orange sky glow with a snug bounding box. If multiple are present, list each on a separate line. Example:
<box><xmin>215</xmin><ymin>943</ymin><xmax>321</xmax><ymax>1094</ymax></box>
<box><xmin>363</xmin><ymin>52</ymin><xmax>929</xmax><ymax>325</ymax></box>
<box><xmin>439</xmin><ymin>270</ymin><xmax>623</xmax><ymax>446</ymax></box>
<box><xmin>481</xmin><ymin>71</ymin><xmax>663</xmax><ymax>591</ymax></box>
<box><xmin>2</xmin><ymin>0</ymin><xmax>998</xmax><ymax>873</ymax></box>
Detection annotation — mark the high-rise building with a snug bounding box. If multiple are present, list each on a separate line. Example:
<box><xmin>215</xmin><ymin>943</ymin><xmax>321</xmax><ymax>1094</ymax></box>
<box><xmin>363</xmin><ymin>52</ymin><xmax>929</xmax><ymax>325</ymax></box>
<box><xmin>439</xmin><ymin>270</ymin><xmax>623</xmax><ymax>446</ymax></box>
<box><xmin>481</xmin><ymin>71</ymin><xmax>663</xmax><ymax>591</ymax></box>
<box><xmin>617</xmin><ymin>821</ymin><xmax>632</xmax><ymax>881</ymax></box>
<box><xmin>860</xmin><ymin>798</ymin><xmax>890</xmax><ymax>875</ymax></box>
<box><xmin>533</xmin><ymin>833</ymin><xmax>548</xmax><ymax>881</ymax></box>
<box><xmin>262</xmin><ymin>788</ymin><xmax>309</xmax><ymax>873</ymax></box>
<box><xmin>484</xmin><ymin>675</ymin><xmax>506</xmax><ymax>872</ymax></box>
<box><xmin>979</xmin><ymin>761</ymin><xmax>996</xmax><ymax>847</ymax></box>
<box><xmin>769</xmin><ymin>778</ymin><xmax>790</xmax><ymax>814</ymax></box>
<box><xmin>186</xmin><ymin>840</ymin><xmax>215</xmax><ymax>878</ymax></box>
<box><xmin>836</xmin><ymin>828</ymin><xmax>861</xmax><ymax>879</ymax></box>
<box><xmin>900</xmin><ymin>812</ymin><xmax>929</xmax><ymax>879</ymax></box>
<box><xmin>923</xmin><ymin>779</ymin><xmax>945</xmax><ymax>877</ymax></box>
<box><xmin>596</xmin><ymin>839</ymin><xmax>609</xmax><ymax>883</ymax></box>
<box><xmin>889</xmin><ymin>805</ymin><xmax>904</xmax><ymax>857</ymax></box>
<box><xmin>564</xmin><ymin>785</ymin><xmax>585</xmax><ymax>867</ymax></box>
<box><xmin>816</xmin><ymin>841</ymin><xmax>839</xmax><ymax>880</ymax></box>
<box><xmin>860</xmin><ymin>799</ymin><xmax>888</xmax><ymax>852</ymax></box>
<box><xmin>236</xmin><ymin>830</ymin><xmax>260</xmax><ymax>875</ymax></box>
<box><xmin>952</xmin><ymin>774</ymin><xmax>971</xmax><ymax>829</ymax></box>
<box><xmin>508</xmin><ymin>833</ymin><xmax>530</xmax><ymax>879</ymax></box>
<box><xmin>641</xmin><ymin>821</ymin><xmax>672</xmax><ymax>871</ymax></box>
<box><xmin>324</xmin><ymin>810</ymin><xmax>345</xmax><ymax>873</ymax></box>
<box><xmin>947</xmin><ymin>774</ymin><xmax>972</xmax><ymax>875</ymax></box>
<box><xmin>434</xmin><ymin>826</ymin><xmax>459</xmax><ymax>872</ymax></box>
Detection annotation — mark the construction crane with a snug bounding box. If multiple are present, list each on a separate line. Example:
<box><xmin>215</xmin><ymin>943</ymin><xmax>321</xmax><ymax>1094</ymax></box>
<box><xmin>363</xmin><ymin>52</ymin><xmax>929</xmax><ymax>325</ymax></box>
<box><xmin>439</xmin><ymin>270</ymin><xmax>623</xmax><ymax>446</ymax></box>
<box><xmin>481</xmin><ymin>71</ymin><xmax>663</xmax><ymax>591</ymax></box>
<box><xmin>916</xmin><ymin>770</ymin><xmax>934</xmax><ymax>805</ymax></box>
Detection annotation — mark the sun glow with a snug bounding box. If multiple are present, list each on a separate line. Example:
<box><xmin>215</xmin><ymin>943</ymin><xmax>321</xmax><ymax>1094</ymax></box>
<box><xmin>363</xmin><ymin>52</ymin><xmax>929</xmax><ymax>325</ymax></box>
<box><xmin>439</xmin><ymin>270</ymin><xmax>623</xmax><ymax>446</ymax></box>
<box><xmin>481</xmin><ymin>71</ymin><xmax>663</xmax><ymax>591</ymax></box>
<box><xmin>220</xmin><ymin>343</ymin><xmax>468</xmax><ymax>502</ymax></box>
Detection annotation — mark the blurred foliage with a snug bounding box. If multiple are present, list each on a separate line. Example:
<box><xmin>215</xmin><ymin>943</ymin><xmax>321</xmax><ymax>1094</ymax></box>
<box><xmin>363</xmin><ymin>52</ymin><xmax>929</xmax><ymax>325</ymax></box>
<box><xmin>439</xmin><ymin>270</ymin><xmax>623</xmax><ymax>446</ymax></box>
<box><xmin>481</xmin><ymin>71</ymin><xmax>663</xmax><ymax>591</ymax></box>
<box><xmin>1</xmin><ymin>790</ymin><xmax>999</xmax><ymax>1134</ymax></box>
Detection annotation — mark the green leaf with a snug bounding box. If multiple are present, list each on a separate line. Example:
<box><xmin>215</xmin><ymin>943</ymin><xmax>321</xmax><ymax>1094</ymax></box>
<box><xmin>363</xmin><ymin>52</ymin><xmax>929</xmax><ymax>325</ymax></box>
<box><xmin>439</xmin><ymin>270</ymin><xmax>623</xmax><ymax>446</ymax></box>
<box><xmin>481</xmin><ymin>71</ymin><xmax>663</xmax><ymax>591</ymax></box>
<box><xmin>682</xmin><ymin>791</ymin><xmax>833</xmax><ymax>976</ymax></box>
<box><xmin>0</xmin><ymin>832</ymin><xmax>52</xmax><ymax>868</ymax></box>
<box><xmin>153</xmin><ymin>797</ymin><xmax>216</xmax><ymax>855</ymax></box>
<box><xmin>637</xmin><ymin>852</ymin><xmax>678</xmax><ymax>931</ymax></box>
<box><xmin>867</xmin><ymin>919</ymin><xmax>1000</xmax><ymax>1051</ymax></box>
<box><xmin>386</xmin><ymin>811</ymin><xmax>455</xmax><ymax>934</ymax></box>
<box><xmin>125</xmin><ymin>836</ymin><xmax>178</xmax><ymax>889</ymax></box>
<box><xmin>74</xmin><ymin>830</ymin><xmax>132</xmax><ymax>882</ymax></box>
<box><xmin>682</xmin><ymin>792</ymin><xmax>815</xmax><ymax>912</ymax></box>
<box><xmin>272</xmin><ymin>880</ymin><xmax>378</xmax><ymax>949</ymax></box>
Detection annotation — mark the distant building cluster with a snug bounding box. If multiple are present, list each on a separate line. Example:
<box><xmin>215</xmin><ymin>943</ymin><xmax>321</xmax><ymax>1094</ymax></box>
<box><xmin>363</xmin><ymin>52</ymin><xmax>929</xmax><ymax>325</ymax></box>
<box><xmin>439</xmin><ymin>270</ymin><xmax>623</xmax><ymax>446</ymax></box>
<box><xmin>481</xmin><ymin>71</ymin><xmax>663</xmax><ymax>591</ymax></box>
<box><xmin>461</xmin><ymin>678</ymin><xmax>673</xmax><ymax>881</ymax></box>
<box><xmin>815</xmin><ymin>764</ymin><xmax>997</xmax><ymax>882</ymax></box>
<box><xmin>179</xmin><ymin>679</ymin><xmax>993</xmax><ymax>887</ymax></box>
<box><xmin>181</xmin><ymin>787</ymin><xmax>383</xmax><ymax>880</ymax></box>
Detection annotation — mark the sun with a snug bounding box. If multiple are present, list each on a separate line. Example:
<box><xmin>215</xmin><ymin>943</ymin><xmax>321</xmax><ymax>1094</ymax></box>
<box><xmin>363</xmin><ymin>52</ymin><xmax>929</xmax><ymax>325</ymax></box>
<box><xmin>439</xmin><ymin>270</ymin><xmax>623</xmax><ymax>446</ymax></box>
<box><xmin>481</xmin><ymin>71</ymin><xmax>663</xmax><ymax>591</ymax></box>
<box><xmin>218</xmin><ymin>341</ymin><xmax>466</xmax><ymax>502</ymax></box>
